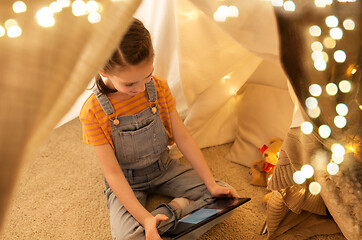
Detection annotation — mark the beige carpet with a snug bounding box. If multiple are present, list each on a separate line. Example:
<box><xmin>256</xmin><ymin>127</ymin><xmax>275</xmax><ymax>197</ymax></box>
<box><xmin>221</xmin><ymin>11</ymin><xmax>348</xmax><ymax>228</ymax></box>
<box><xmin>0</xmin><ymin>119</ymin><xmax>346</xmax><ymax>240</ymax></box>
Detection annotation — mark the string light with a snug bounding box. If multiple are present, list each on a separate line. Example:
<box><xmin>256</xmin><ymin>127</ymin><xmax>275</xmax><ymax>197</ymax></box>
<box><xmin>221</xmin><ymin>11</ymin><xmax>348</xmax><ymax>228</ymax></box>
<box><xmin>301</xmin><ymin>121</ymin><xmax>313</xmax><ymax>135</ymax></box>
<box><xmin>325</xmin><ymin>15</ymin><xmax>339</xmax><ymax>28</ymax></box>
<box><xmin>0</xmin><ymin>26</ymin><xmax>5</xmax><ymax>37</ymax></box>
<box><xmin>309</xmin><ymin>182</ymin><xmax>322</xmax><ymax>195</ymax></box>
<box><xmin>327</xmin><ymin>162</ymin><xmax>339</xmax><ymax>175</ymax></box>
<box><xmin>7</xmin><ymin>25</ymin><xmax>22</xmax><ymax>38</ymax></box>
<box><xmin>336</xmin><ymin>103</ymin><xmax>348</xmax><ymax>116</ymax></box>
<box><xmin>283</xmin><ymin>1</ymin><xmax>296</xmax><ymax>12</ymax></box>
<box><xmin>343</xmin><ymin>19</ymin><xmax>355</xmax><ymax>30</ymax></box>
<box><xmin>272</xmin><ymin>0</ymin><xmax>284</xmax><ymax>7</ymax></box>
<box><xmin>13</xmin><ymin>1</ymin><xmax>27</xmax><ymax>13</ymax></box>
<box><xmin>323</xmin><ymin>37</ymin><xmax>336</xmax><ymax>48</ymax></box>
<box><xmin>213</xmin><ymin>5</ymin><xmax>239</xmax><ymax>22</ymax></box>
<box><xmin>332</xmin><ymin>154</ymin><xmax>344</xmax><ymax>164</ymax></box>
<box><xmin>318</xmin><ymin>125</ymin><xmax>331</xmax><ymax>139</ymax></box>
<box><xmin>88</xmin><ymin>12</ymin><xmax>101</xmax><ymax>24</ymax></box>
<box><xmin>314</xmin><ymin>59</ymin><xmax>327</xmax><ymax>71</ymax></box>
<box><xmin>334</xmin><ymin>115</ymin><xmax>347</xmax><ymax>128</ymax></box>
<box><xmin>334</xmin><ymin>50</ymin><xmax>346</xmax><ymax>63</ymax></box>
<box><xmin>331</xmin><ymin>143</ymin><xmax>345</xmax><ymax>157</ymax></box>
<box><xmin>326</xmin><ymin>83</ymin><xmax>338</xmax><ymax>95</ymax></box>
<box><xmin>309</xmin><ymin>25</ymin><xmax>321</xmax><ymax>36</ymax></box>
<box><xmin>36</xmin><ymin>7</ymin><xmax>55</xmax><ymax>28</ymax></box>
<box><xmin>308</xmin><ymin>107</ymin><xmax>321</xmax><ymax>118</ymax></box>
<box><xmin>339</xmin><ymin>80</ymin><xmax>351</xmax><ymax>93</ymax></box>
<box><xmin>330</xmin><ymin>27</ymin><xmax>343</xmax><ymax>40</ymax></box>
<box><xmin>306</xmin><ymin>97</ymin><xmax>318</xmax><ymax>109</ymax></box>
<box><xmin>309</xmin><ymin>84</ymin><xmax>322</xmax><ymax>97</ymax></box>
<box><xmin>301</xmin><ymin>164</ymin><xmax>314</xmax><ymax>179</ymax></box>
<box><xmin>293</xmin><ymin>171</ymin><xmax>306</xmax><ymax>184</ymax></box>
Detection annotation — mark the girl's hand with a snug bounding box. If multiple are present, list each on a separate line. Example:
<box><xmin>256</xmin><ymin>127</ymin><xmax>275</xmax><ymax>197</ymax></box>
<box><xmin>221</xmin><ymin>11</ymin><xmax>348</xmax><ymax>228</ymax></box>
<box><xmin>144</xmin><ymin>214</ymin><xmax>169</xmax><ymax>240</ymax></box>
<box><xmin>208</xmin><ymin>184</ymin><xmax>240</xmax><ymax>198</ymax></box>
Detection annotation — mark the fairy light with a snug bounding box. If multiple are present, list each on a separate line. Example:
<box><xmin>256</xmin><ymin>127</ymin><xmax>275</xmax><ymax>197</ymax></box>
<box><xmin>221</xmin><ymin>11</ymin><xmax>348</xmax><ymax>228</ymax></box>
<box><xmin>72</xmin><ymin>0</ymin><xmax>87</xmax><ymax>16</ymax></box>
<box><xmin>310</xmin><ymin>25</ymin><xmax>321</xmax><ymax>36</ymax></box>
<box><xmin>311</xmin><ymin>41</ymin><xmax>323</xmax><ymax>51</ymax></box>
<box><xmin>319</xmin><ymin>125</ymin><xmax>331</xmax><ymax>139</ymax></box>
<box><xmin>36</xmin><ymin>7</ymin><xmax>55</xmax><ymax>28</ymax></box>
<box><xmin>301</xmin><ymin>121</ymin><xmax>313</xmax><ymax>135</ymax></box>
<box><xmin>228</xmin><ymin>6</ymin><xmax>239</xmax><ymax>17</ymax></box>
<box><xmin>334</xmin><ymin>116</ymin><xmax>347</xmax><ymax>128</ymax></box>
<box><xmin>309</xmin><ymin>182</ymin><xmax>322</xmax><ymax>195</ymax></box>
<box><xmin>312</xmin><ymin>51</ymin><xmax>324</xmax><ymax>61</ymax></box>
<box><xmin>331</xmin><ymin>143</ymin><xmax>345</xmax><ymax>157</ymax></box>
<box><xmin>13</xmin><ymin>1</ymin><xmax>27</xmax><ymax>13</ymax></box>
<box><xmin>7</xmin><ymin>25</ymin><xmax>22</xmax><ymax>38</ymax></box>
<box><xmin>86</xmin><ymin>0</ymin><xmax>100</xmax><ymax>13</ymax></box>
<box><xmin>58</xmin><ymin>0</ymin><xmax>71</xmax><ymax>8</ymax></box>
<box><xmin>309</xmin><ymin>84</ymin><xmax>322</xmax><ymax>97</ymax></box>
<box><xmin>49</xmin><ymin>2</ymin><xmax>62</xmax><ymax>13</ymax></box>
<box><xmin>283</xmin><ymin>1</ymin><xmax>296</xmax><ymax>11</ymax></box>
<box><xmin>272</xmin><ymin>0</ymin><xmax>284</xmax><ymax>7</ymax></box>
<box><xmin>4</xmin><ymin>19</ymin><xmax>18</xmax><ymax>29</ymax></box>
<box><xmin>336</xmin><ymin>103</ymin><xmax>348</xmax><ymax>116</ymax></box>
<box><xmin>301</xmin><ymin>164</ymin><xmax>314</xmax><ymax>179</ymax></box>
<box><xmin>327</xmin><ymin>162</ymin><xmax>339</xmax><ymax>175</ymax></box>
<box><xmin>293</xmin><ymin>171</ymin><xmax>306</xmax><ymax>184</ymax></box>
<box><xmin>325</xmin><ymin>15</ymin><xmax>339</xmax><ymax>28</ymax></box>
<box><xmin>308</xmin><ymin>107</ymin><xmax>321</xmax><ymax>118</ymax></box>
<box><xmin>351</xmin><ymin>68</ymin><xmax>357</xmax><ymax>74</ymax></box>
<box><xmin>326</xmin><ymin>83</ymin><xmax>338</xmax><ymax>95</ymax></box>
<box><xmin>306</xmin><ymin>97</ymin><xmax>318</xmax><ymax>109</ymax></box>
<box><xmin>315</xmin><ymin>0</ymin><xmax>327</xmax><ymax>7</ymax></box>
<box><xmin>323</xmin><ymin>37</ymin><xmax>336</xmax><ymax>48</ymax></box>
<box><xmin>334</xmin><ymin>50</ymin><xmax>346</xmax><ymax>63</ymax></box>
<box><xmin>330</xmin><ymin>27</ymin><xmax>343</xmax><ymax>40</ymax></box>
<box><xmin>343</xmin><ymin>19</ymin><xmax>355</xmax><ymax>30</ymax></box>
<box><xmin>332</xmin><ymin>154</ymin><xmax>344</xmax><ymax>164</ymax></box>
<box><xmin>339</xmin><ymin>80</ymin><xmax>351</xmax><ymax>93</ymax></box>
<box><xmin>213</xmin><ymin>5</ymin><xmax>239</xmax><ymax>22</ymax></box>
<box><xmin>314</xmin><ymin>59</ymin><xmax>327</xmax><ymax>71</ymax></box>
<box><xmin>88</xmin><ymin>12</ymin><xmax>101</xmax><ymax>23</ymax></box>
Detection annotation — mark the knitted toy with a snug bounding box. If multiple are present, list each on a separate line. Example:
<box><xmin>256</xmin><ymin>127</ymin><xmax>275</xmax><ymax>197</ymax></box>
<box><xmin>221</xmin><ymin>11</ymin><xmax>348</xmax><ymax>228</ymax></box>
<box><xmin>249</xmin><ymin>137</ymin><xmax>283</xmax><ymax>188</ymax></box>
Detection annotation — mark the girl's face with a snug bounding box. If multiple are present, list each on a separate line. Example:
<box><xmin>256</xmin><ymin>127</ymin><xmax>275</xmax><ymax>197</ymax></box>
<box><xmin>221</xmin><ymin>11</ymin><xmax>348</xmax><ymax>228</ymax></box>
<box><xmin>101</xmin><ymin>58</ymin><xmax>154</xmax><ymax>98</ymax></box>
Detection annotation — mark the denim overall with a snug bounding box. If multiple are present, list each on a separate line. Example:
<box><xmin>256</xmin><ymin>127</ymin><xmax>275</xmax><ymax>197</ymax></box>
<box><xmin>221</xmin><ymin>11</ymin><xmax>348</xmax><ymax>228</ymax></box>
<box><xmin>93</xmin><ymin>79</ymin><xmax>230</xmax><ymax>240</ymax></box>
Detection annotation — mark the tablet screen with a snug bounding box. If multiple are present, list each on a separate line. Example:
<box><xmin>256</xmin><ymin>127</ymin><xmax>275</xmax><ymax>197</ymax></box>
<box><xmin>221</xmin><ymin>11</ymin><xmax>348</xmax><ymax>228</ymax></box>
<box><xmin>179</xmin><ymin>209</ymin><xmax>222</xmax><ymax>224</ymax></box>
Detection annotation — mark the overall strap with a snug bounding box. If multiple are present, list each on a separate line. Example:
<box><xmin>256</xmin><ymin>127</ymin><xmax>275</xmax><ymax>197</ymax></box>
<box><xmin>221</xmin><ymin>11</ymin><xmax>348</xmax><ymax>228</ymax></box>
<box><xmin>92</xmin><ymin>86</ymin><xmax>115</xmax><ymax>116</ymax></box>
<box><xmin>145</xmin><ymin>78</ymin><xmax>158</xmax><ymax>102</ymax></box>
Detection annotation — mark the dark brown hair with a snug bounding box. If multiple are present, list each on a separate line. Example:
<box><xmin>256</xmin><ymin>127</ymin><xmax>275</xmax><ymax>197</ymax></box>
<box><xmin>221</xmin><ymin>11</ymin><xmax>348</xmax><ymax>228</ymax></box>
<box><xmin>95</xmin><ymin>18</ymin><xmax>154</xmax><ymax>94</ymax></box>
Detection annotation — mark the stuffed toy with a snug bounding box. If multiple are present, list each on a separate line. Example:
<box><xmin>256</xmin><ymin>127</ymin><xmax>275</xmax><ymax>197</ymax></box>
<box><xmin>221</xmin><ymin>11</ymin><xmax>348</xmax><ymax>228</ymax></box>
<box><xmin>249</xmin><ymin>137</ymin><xmax>283</xmax><ymax>189</ymax></box>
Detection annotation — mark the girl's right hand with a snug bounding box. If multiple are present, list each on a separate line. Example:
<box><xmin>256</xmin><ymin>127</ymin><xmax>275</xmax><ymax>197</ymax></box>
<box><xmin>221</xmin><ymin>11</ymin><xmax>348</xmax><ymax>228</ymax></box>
<box><xmin>144</xmin><ymin>214</ymin><xmax>169</xmax><ymax>240</ymax></box>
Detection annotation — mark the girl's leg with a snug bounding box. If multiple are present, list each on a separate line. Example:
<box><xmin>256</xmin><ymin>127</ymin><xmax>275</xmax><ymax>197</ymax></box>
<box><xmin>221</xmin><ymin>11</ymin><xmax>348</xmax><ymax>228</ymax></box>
<box><xmin>154</xmin><ymin>158</ymin><xmax>233</xmax><ymax>217</ymax></box>
<box><xmin>105</xmin><ymin>187</ymin><xmax>180</xmax><ymax>240</ymax></box>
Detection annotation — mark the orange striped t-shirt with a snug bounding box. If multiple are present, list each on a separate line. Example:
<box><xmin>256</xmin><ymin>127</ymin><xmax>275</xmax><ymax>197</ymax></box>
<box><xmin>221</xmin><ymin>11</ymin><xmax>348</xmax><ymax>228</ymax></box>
<box><xmin>79</xmin><ymin>76</ymin><xmax>176</xmax><ymax>150</ymax></box>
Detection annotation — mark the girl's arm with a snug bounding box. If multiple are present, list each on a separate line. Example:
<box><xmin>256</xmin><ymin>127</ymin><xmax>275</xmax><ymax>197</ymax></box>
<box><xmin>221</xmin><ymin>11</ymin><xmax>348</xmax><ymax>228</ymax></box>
<box><xmin>93</xmin><ymin>144</ymin><xmax>168</xmax><ymax>239</ymax></box>
<box><xmin>169</xmin><ymin>109</ymin><xmax>239</xmax><ymax>198</ymax></box>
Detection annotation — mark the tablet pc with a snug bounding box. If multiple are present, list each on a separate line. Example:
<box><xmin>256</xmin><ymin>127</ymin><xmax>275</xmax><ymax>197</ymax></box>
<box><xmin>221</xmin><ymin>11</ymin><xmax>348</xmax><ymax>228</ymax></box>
<box><xmin>162</xmin><ymin>197</ymin><xmax>251</xmax><ymax>240</ymax></box>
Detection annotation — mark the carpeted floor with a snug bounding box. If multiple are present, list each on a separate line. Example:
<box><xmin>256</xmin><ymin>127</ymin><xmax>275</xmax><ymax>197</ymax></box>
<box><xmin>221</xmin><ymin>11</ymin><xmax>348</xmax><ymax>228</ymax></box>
<box><xmin>0</xmin><ymin>119</ymin><xmax>346</xmax><ymax>239</ymax></box>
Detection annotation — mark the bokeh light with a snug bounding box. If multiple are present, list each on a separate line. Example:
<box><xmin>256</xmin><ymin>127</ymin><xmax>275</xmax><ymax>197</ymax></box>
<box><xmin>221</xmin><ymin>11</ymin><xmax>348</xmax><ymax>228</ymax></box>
<box><xmin>326</xmin><ymin>83</ymin><xmax>338</xmax><ymax>95</ymax></box>
<box><xmin>88</xmin><ymin>12</ymin><xmax>101</xmax><ymax>23</ymax></box>
<box><xmin>284</xmin><ymin>1</ymin><xmax>296</xmax><ymax>11</ymax></box>
<box><xmin>309</xmin><ymin>84</ymin><xmax>322</xmax><ymax>96</ymax></box>
<box><xmin>308</xmin><ymin>107</ymin><xmax>321</xmax><ymax>118</ymax></box>
<box><xmin>0</xmin><ymin>26</ymin><xmax>5</xmax><ymax>37</ymax></box>
<box><xmin>272</xmin><ymin>0</ymin><xmax>284</xmax><ymax>7</ymax></box>
<box><xmin>86</xmin><ymin>0</ymin><xmax>100</xmax><ymax>13</ymax></box>
<box><xmin>336</xmin><ymin>103</ymin><xmax>348</xmax><ymax>116</ymax></box>
<box><xmin>4</xmin><ymin>19</ymin><xmax>18</xmax><ymax>29</ymax></box>
<box><xmin>293</xmin><ymin>171</ymin><xmax>306</xmax><ymax>184</ymax></box>
<box><xmin>301</xmin><ymin>164</ymin><xmax>314</xmax><ymax>179</ymax></box>
<box><xmin>7</xmin><ymin>25</ymin><xmax>22</xmax><ymax>38</ymax></box>
<box><xmin>327</xmin><ymin>162</ymin><xmax>339</xmax><ymax>175</ymax></box>
<box><xmin>343</xmin><ymin>19</ymin><xmax>355</xmax><ymax>30</ymax></box>
<box><xmin>331</xmin><ymin>143</ymin><xmax>345</xmax><ymax>157</ymax></box>
<box><xmin>49</xmin><ymin>2</ymin><xmax>62</xmax><ymax>13</ymax></box>
<box><xmin>301</xmin><ymin>121</ymin><xmax>313</xmax><ymax>135</ymax></box>
<box><xmin>334</xmin><ymin>50</ymin><xmax>346</xmax><ymax>63</ymax></box>
<box><xmin>334</xmin><ymin>116</ymin><xmax>347</xmax><ymax>128</ymax></box>
<box><xmin>332</xmin><ymin>154</ymin><xmax>344</xmax><ymax>164</ymax></box>
<box><xmin>72</xmin><ymin>0</ymin><xmax>87</xmax><ymax>16</ymax></box>
<box><xmin>323</xmin><ymin>37</ymin><xmax>336</xmax><ymax>48</ymax></box>
<box><xmin>310</xmin><ymin>25</ymin><xmax>321</xmax><ymax>36</ymax></box>
<box><xmin>306</xmin><ymin>97</ymin><xmax>318</xmax><ymax>109</ymax></box>
<box><xmin>309</xmin><ymin>182</ymin><xmax>322</xmax><ymax>195</ymax></box>
<box><xmin>319</xmin><ymin>125</ymin><xmax>331</xmax><ymax>139</ymax></box>
<box><xmin>339</xmin><ymin>80</ymin><xmax>351</xmax><ymax>93</ymax></box>
<box><xmin>325</xmin><ymin>15</ymin><xmax>339</xmax><ymax>28</ymax></box>
<box><xmin>330</xmin><ymin>27</ymin><xmax>343</xmax><ymax>39</ymax></box>
<box><xmin>13</xmin><ymin>1</ymin><xmax>27</xmax><ymax>13</ymax></box>
<box><xmin>314</xmin><ymin>59</ymin><xmax>327</xmax><ymax>71</ymax></box>
<box><xmin>36</xmin><ymin>7</ymin><xmax>55</xmax><ymax>28</ymax></box>
<box><xmin>311</xmin><ymin>41</ymin><xmax>323</xmax><ymax>51</ymax></box>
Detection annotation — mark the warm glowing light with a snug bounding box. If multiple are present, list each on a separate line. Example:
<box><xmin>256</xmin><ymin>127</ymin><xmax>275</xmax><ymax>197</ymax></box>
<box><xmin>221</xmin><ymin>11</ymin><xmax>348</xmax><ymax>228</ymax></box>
<box><xmin>7</xmin><ymin>25</ymin><xmax>22</xmax><ymax>38</ymax></box>
<box><xmin>334</xmin><ymin>116</ymin><xmax>347</xmax><ymax>128</ymax></box>
<box><xmin>50</xmin><ymin>2</ymin><xmax>62</xmax><ymax>13</ymax></box>
<box><xmin>13</xmin><ymin>1</ymin><xmax>27</xmax><ymax>13</ymax></box>
<box><xmin>58</xmin><ymin>0</ymin><xmax>71</xmax><ymax>8</ymax></box>
<box><xmin>339</xmin><ymin>80</ymin><xmax>351</xmax><ymax>93</ymax></box>
<box><xmin>336</xmin><ymin>103</ymin><xmax>348</xmax><ymax>116</ymax></box>
<box><xmin>309</xmin><ymin>182</ymin><xmax>322</xmax><ymax>195</ymax></box>
<box><xmin>230</xmin><ymin>87</ymin><xmax>238</xmax><ymax>96</ymax></box>
<box><xmin>332</xmin><ymin>154</ymin><xmax>344</xmax><ymax>164</ymax></box>
<box><xmin>351</xmin><ymin>68</ymin><xmax>357</xmax><ymax>74</ymax></box>
<box><xmin>319</xmin><ymin>125</ymin><xmax>331</xmax><ymax>139</ymax></box>
<box><xmin>221</xmin><ymin>75</ymin><xmax>231</xmax><ymax>83</ymax></box>
<box><xmin>312</xmin><ymin>51</ymin><xmax>323</xmax><ymax>61</ymax></box>
<box><xmin>283</xmin><ymin>1</ymin><xmax>296</xmax><ymax>11</ymax></box>
<box><xmin>293</xmin><ymin>171</ymin><xmax>306</xmax><ymax>184</ymax></box>
<box><xmin>326</xmin><ymin>83</ymin><xmax>338</xmax><ymax>95</ymax></box>
<box><xmin>323</xmin><ymin>37</ymin><xmax>336</xmax><ymax>49</ymax></box>
<box><xmin>360</xmin><ymin>105</ymin><xmax>362</xmax><ymax>110</ymax></box>
<box><xmin>213</xmin><ymin>9</ymin><xmax>226</xmax><ymax>22</ymax></box>
<box><xmin>311</xmin><ymin>41</ymin><xmax>323</xmax><ymax>52</ymax></box>
<box><xmin>306</xmin><ymin>97</ymin><xmax>318</xmax><ymax>109</ymax></box>
<box><xmin>334</xmin><ymin>50</ymin><xmax>346</xmax><ymax>63</ymax></box>
<box><xmin>301</xmin><ymin>121</ymin><xmax>313</xmax><ymax>135</ymax></box>
<box><xmin>301</xmin><ymin>165</ymin><xmax>314</xmax><ymax>179</ymax></box>
<box><xmin>88</xmin><ymin>12</ymin><xmax>101</xmax><ymax>23</ymax></box>
<box><xmin>315</xmin><ymin>0</ymin><xmax>327</xmax><ymax>7</ymax></box>
<box><xmin>331</xmin><ymin>143</ymin><xmax>345</xmax><ymax>157</ymax></box>
<box><xmin>343</xmin><ymin>19</ymin><xmax>355</xmax><ymax>30</ymax></box>
<box><xmin>327</xmin><ymin>162</ymin><xmax>339</xmax><ymax>175</ymax></box>
<box><xmin>330</xmin><ymin>27</ymin><xmax>343</xmax><ymax>39</ymax></box>
<box><xmin>325</xmin><ymin>15</ymin><xmax>339</xmax><ymax>28</ymax></box>
<box><xmin>36</xmin><ymin>7</ymin><xmax>55</xmax><ymax>28</ymax></box>
<box><xmin>228</xmin><ymin>6</ymin><xmax>239</xmax><ymax>17</ymax></box>
<box><xmin>0</xmin><ymin>26</ymin><xmax>5</xmax><ymax>37</ymax></box>
<box><xmin>309</xmin><ymin>84</ymin><xmax>322</xmax><ymax>97</ymax></box>
<box><xmin>72</xmin><ymin>0</ymin><xmax>87</xmax><ymax>16</ymax></box>
<box><xmin>4</xmin><ymin>19</ymin><xmax>18</xmax><ymax>30</ymax></box>
<box><xmin>314</xmin><ymin>59</ymin><xmax>327</xmax><ymax>71</ymax></box>
<box><xmin>272</xmin><ymin>0</ymin><xmax>284</xmax><ymax>7</ymax></box>
<box><xmin>308</xmin><ymin>107</ymin><xmax>321</xmax><ymax>118</ymax></box>
<box><xmin>86</xmin><ymin>0</ymin><xmax>100</xmax><ymax>13</ymax></box>
<box><xmin>310</xmin><ymin>25</ymin><xmax>321</xmax><ymax>36</ymax></box>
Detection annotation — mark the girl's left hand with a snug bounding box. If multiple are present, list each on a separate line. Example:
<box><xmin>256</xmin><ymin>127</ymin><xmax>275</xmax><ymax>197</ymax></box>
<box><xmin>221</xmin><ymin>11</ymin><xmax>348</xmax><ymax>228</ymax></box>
<box><xmin>208</xmin><ymin>184</ymin><xmax>240</xmax><ymax>198</ymax></box>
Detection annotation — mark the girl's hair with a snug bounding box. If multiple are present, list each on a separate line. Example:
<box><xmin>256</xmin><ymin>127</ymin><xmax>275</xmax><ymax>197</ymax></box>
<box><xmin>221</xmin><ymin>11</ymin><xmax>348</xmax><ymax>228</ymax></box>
<box><xmin>95</xmin><ymin>18</ymin><xmax>154</xmax><ymax>94</ymax></box>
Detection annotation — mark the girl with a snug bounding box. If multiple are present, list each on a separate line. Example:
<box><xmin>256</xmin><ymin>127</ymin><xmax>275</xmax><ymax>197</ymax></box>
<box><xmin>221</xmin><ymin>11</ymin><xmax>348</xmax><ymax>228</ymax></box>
<box><xmin>80</xmin><ymin>18</ymin><xmax>239</xmax><ymax>240</ymax></box>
